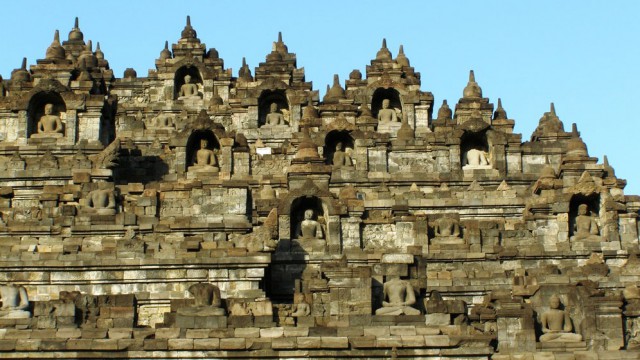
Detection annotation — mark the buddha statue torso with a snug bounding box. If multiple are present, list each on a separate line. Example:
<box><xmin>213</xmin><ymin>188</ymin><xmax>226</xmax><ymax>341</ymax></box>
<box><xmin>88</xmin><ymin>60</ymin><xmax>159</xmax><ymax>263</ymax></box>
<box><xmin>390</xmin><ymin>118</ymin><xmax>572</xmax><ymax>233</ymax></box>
<box><xmin>571</xmin><ymin>204</ymin><xmax>600</xmax><ymax>241</ymax></box>
<box><xmin>265</xmin><ymin>103</ymin><xmax>285</xmax><ymax>126</ymax></box>
<box><xmin>377</xmin><ymin>99</ymin><xmax>398</xmax><ymax>122</ymax></box>
<box><xmin>435</xmin><ymin>217</ymin><xmax>460</xmax><ymax>237</ymax></box>
<box><xmin>291</xmin><ymin>301</ymin><xmax>310</xmax><ymax>317</ymax></box>
<box><xmin>298</xmin><ymin>209</ymin><xmax>323</xmax><ymax>240</ymax></box>
<box><xmin>463</xmin><ymin>148</ymin><xmax>490</xmax><ymax>169</ymax></box>
<box><xmin>0</xmin><ymin>285</ymin><xmax>31</xmax><ymax>319</ymax></box>
<box><xmin>539</xmin><ymin>295</ymin><xmax>583</xmax><ymax>342</ymax></box>
<box><xmin>432</xmin><ymin>217</ymin><xmax>465</xmax><ymax>245</ymax></box>
<box><xmin>300</xmin><ymin>219</ymin><xmax>322</xmax><ymax>239</ymax></box>
<box><xmin>35</xmin><ymin>104</ymin><xmax>64</xmax><ymax>137</ymax></box>
<box><xmin>196</xmin><ymin>148</ymin><xmax>216</xmax><ymax>167</ymax></box>
<box><xmin>332</xmin><ymin>143</ymin><xmax>353</xmax><ymax>169</ymax></box>
<box><xmin>177</xmin><ymin>283</ymin><xmax>225</xmax><ymax>316</ymax></box>
<box><xmin>179</xmin><ymin>75</ymin><xmax>200</xmax><ymax>99</ymax></box>
<box><xmin>191</xmin><ymin>139</ymin><xmax>219</xmax><ymax>172</ymax></box>
<box><xmin>375</xmin><ymin>277</ymin><xmax>421</xmax><ymax>316</ymax></box>
<box><xmin>87</xmin><ymin>189</ymin><xmax>116</xmax><ymax>215</ymax></box>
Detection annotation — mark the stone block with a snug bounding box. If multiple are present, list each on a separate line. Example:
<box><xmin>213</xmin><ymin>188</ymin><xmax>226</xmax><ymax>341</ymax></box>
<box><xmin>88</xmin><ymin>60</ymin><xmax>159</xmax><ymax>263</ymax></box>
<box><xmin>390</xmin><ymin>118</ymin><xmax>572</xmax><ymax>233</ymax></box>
<box><xmin>39</xmin><ymin>339</ymin><xmax>67</xmax><ymax>351</ymax></box>
<box><xmin>296</xmin><ymin>336</ymin><xmax>321</xmax><ymax>349</ymax></box>
<box><xmin>376</xmin><ymin>336</ymin><xmax>402</xmax><ymax>348</ymax></box>
<box><xmin>401</xmin><ymin>335</ymin><xmax>426</xmax><ymax>347</ymax></box>
<box><xmin>56</xmin><ymin>328</ymin><xmax>81</xmax><ymax>339</ymax></box>
<box><xmin>65</xmin><ymin>339</ymin><xmax>92</xmax><ymax>350</ymax></box>
<box><xmin>364</xmin><ymin>326</ymin><xmax>390</xmax><ymax>337</ymax></box>
<box><xmin>4</xmin><ymin>329</ymin><xmax>31</xmax><ymax>339</ymax></box>
<box><xmin>168</xmin><ymin>338</ymin><xmax>193</xmax><ymax>350</ymax></box>
<box><xmin>30</xmin><ymin>330</ymin><xmax>57</xmax><ymax>339</ymax></box>
<box><xmin>117</xmin><ymin>339</ymin><xmax>143</xmax><ymax>351</ymax></box>
<box><xmin>91</xmin><ymin>339</ymin><xmax>119</xmax><ymax>351</ymax></box>
<box><xmin>195</xmin><ymin>315</ymin><xmax>227</xmax><ymax>329</ymax></box>
<box><xmin>271</xmin><ymin>337</ymin><xmax>295</xmax><ymax>349</ymax></box>
<box><xmin>107</xmin><ymin>328</ymin><xmax>132</xmax><ymax>340</ymax></box>
<box><xmin>227</xmin><ymin>315</ymin><xmax>253</xmax><ymax>328</ymax></box>
<box><xmin>337</xmin><ymin>326</ymin><xmax>363</xmax><ymax>337</ymax></box>
<box><xmin>72</xmin><ymin>172</ymin><xmax>91</xmax><ymax>184</ymax></box>
<box><xmin>184</xmin><ymin>329</ymin><xmax>210</xmax><ymax>339</ymax></box>
<box><xmin>16</xmin><ymin>339</ymin><xmax>41</xmax><ymax>351</ymax></box>
<box><xmin>425</xmin><ymin>313</ymin><xmax>450</xmax><ymax>326</ymax></box>
<box><xmin>350</xmin><ymin>335</ymin><xmax>376</xmax><ymax>349</ymax></box>
<box><xmin>155</xmin><ymin>328</ymin><xmax>181</xmax><ymax>339</ymax></box>
<box><xmin>246</xmin><ymin>338</ymin><xmax>272</xmax><ymax>350</ymax></box>
<box><xmin>208</xmin><ymin>329</ymin><xmax>234</xmax><ymax>338</ymax></box>
<box><xmin>284</xmin><ymin>327</ymin><xmax>309</xmax><ymax>337</ymax></box>
<box><xmin>132</xmin><ymin>329</ymin><xmax>155</xmax><ymax>339</ymax></box>
<box><xmin>143</xmin><ymin>339</ymin><xmax>168</xmax><ymax>350</ymax></box>
<box><xmin>260</xmin><ymin>327</ymin><xmax>284</xmax><ymax>338</ymax></box>
<box><xmin>308</xmin><ymin>326</ymin><xmax>337</xmax><ymax>337</ymax></box>
<box><xmin>424</xmin><ymin>335</ymin><xmax>450</xmax><ymax>347</ymax></box>
<box><xmin>193</xmin><ymin>338</ymin><xmax>220</xmax><ymax>350</ymax></box>
<box><xmin>0</xmin><ymin>340</ymin><xmax>16</xmax><ymax>351</ymax></box>
<box><xmin>321</xmin><ymin>336</ymin><xmax>349</xmax><ymax>349</ymax></box>
<box><xmin>234</xmin><ymin>327</ymin><xmax>260</xmax><ymax>338</ymax></box>
<box><xmin>390</xmin><ymin>325</ymin><xmax>416</xmax><ymax>336</ymax></box>
<box><xmin>381</xmin><ymin>253</ymin><xmax>414</xmax><ymax>264</ymax></box>
<box><xmin>220</xmin><ymin>338</ymin><xmax>246</xmax><ymax>350</ymax></box>
<box><xmin>81</xmin><ymin>329</ymin><xmax>107</xmax><ymax>339</ymax></box>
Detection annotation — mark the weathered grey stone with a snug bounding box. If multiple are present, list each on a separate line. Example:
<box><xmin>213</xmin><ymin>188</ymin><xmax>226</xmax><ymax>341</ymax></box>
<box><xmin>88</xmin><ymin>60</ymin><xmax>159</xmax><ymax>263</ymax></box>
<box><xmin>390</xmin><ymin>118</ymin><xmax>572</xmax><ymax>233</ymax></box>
<box><xmin>0</xmin><ymin>17</ymin><xmax>634</xmax><ymax>360</ymax></box>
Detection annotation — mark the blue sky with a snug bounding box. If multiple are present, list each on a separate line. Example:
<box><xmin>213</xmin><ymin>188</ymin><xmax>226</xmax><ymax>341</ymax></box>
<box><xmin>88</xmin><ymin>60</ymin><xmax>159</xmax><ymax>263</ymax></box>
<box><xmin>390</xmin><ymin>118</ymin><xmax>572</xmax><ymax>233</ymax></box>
<box><xmin>2</xmin><ymin>1</ymin><xmax>639</xmax><ymax>194</ymax></box>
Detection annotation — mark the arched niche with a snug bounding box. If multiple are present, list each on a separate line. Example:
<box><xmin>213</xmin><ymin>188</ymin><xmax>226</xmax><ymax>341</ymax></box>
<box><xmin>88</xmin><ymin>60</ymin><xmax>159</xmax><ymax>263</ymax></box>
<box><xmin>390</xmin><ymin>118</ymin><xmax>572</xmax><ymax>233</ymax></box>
<box><xmin>27</xmin><ymin>91</ymin><xmax>66</xmax><ymax>138</ymax></box>
<box><xmin>371</xmin><ymin>88</ymin><xmax>402</xmax><ymax>120</ymax></box>
<box><xmin>174</xmin><ymin>65</ymin><xmax>203</xmax><ymax>99</ymax></box>
<box><xmin>185</xmin><ymin>129</ymin><xmax>220</xmax><ymax>168</ymax></box>
<box><xmin>258</xmin><ymin>90</ymin><xmax>288</xmax><ymax>127</ymax></box>
<box><xmin>460</xmin><ymin>130</ymin><xmax>491</xmax><ymax>169</ymax></box>
<box><xmin>569</xmin><ymin>194</ymin><xmax>601</xmax><ymax>240</ymax></box>
<box><xmin>99</xmin><ymin>104</ymin><xmax>116</xmax><ymax>146</ymax></box>
<box><xmin>289</xmin><ymin>195</ymin><xmax>326</xmax><ymax>241</ymax></box>
<box><xmin>323</xmin><ymin>130</ymin><xmax>354</xmax><ymax>166</ymax></box>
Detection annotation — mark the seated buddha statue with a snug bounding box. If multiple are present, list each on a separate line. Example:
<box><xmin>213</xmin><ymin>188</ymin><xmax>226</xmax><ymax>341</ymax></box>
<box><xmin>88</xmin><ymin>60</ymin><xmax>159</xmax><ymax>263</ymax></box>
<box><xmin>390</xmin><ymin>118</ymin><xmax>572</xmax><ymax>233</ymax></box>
<box><xmin>377</xmin><ymin>99</ymin><xmax>398</xmax><ymax>122</ymax></box>
<box><xmin>570</xmin><ymin>204</ymin><xmax>601</xmax><ymax>242</ymax></box>
<box><xmin>177</xmin><ymin>283</ymin><xmax>226</xmax><ymax>316</ymax></box>
<box><xmin>462</xmin><ymin>148</ymin><xmax>490</xmax><ymax>169</ymax></box>
<box><xmin>86</xmin><ymin>188</ymin><xmax>117</xmax><ymax>215</ymax></box>
<box><xmin>431</xmin><ymin>216</ymin><xmax>465</xmax><ymax>245</ymax></box>
<box><xmin>33</xmin><ymin>103</ymin><xmax>64</xmax><ymax>138</ymax></box>
<box><xmin>178</xmin><ymin>74</ymin><xmax>200</xmax><ymax>99</ymax></box>
<box><xmin>332</xmin><ymin>142</ymin><xmax>353</xmax><ymax>169</ymax></box>
<box><xmin>296</xmin><ymin>209</ymin><xmax>323</xmax><ymax>240</ymax></box>
<box><xmin>265</xmin><ymin>103</ymin><xmax>286</xmax><ymax>126</ymax></box>
<box><xmin>375</xmin><ymin>276</ymin><xmax>421</xmax><ymax>316</ymax></box>
<box><xmin>190</xmin><ymin>139</ymin><xmax>219</xmax><ymax>172</ymax></box>
<box><xmin>293</xmin><ymin>209</ymin><xmax>325</xmax><ymax>253</ymax></box>
<box><xmin>0</xmin><ymin>284</ymin><xmax>31</xmax><ymax>319</ymax></box>
<box><xmin>539</xmin><ymin>295</ymin><xmax>583</xmax><ymax>342</ymax></box>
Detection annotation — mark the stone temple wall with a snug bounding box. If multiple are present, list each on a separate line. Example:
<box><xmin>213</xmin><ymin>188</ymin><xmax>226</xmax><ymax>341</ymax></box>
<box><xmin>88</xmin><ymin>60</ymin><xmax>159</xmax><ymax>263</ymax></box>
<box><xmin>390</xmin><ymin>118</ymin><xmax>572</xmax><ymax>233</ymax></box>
<box><xmin>0</xmin><ymin>16</ymin><xmax>637</xmax><ymax>359</ymax></box>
